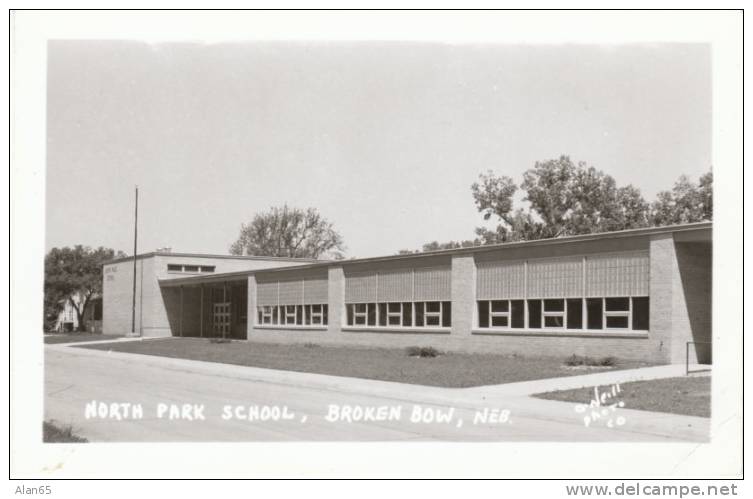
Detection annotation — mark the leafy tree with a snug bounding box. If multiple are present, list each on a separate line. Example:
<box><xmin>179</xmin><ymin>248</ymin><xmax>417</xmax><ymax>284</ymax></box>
<box><xmin>406</xmin><ymin>157</ymin><xmax>711</xmax><ymax>252</ymax></box>
<box><xmin>44</xmin><ymin>246</ymin><xmax>123</xmax><ymax>332</ymax></box>
<box><xmin>398</xmin><ymin>240</ymin><xmax>479</xmax><ymax>254</ymax></box>
<box><xmin>230</xmin><ymin>205</ymin><xmax>345</xmax><ymax>259</ymax></box>
<box><xmin>650</xmin><ymin>171</ymin><xmax>713</xmax><ymax>225</ymax></box>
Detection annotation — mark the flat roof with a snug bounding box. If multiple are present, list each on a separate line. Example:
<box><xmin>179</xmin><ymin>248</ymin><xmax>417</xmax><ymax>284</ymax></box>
<box><xmin>158</xmin><ymin>221</ymin><xmax>712</xmax><ymax>287</ymax></box>
<box><xmin>104</xmin><ymin>251</ymin><xmax>322</xmax><ymax>265</ymax></box>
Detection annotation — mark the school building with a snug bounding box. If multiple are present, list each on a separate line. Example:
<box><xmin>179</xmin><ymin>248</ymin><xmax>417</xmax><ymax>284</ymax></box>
<box><xmin>102</xmin><ymin>221</ymin><xmax>712</xmax><ymax>364</ymax></box>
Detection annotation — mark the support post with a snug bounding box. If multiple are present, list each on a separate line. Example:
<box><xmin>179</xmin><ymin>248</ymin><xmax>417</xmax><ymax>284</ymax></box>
<box><xmin>200</xmin><ymin>285</ymin><xmax>204</xmax><ymax>338</ymax></box>
<box><xmin>179</xmin><ymin>286</ymin><xmax>184</xmax><ymax>337</ymax></box>
<box><xmin>131</xmin><ymin>186</ymin><xmax>139</xmax><ymax>335</ymax></box>
<box><xmin>223</xmin><ymin>283</ymin><xmax>227</xmax><ymax>339</ymax></box>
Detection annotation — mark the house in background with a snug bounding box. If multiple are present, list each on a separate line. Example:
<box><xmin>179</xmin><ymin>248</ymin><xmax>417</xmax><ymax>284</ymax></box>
<box><xmin>53</xmin><ymin>292</ymin><xmax>103</xmax><ymax>333</ymax></box>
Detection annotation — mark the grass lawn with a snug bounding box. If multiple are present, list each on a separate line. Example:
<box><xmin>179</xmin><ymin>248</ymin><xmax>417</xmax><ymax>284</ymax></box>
<box><xmin>43</xmin><ymin>421</ymin><xmax>88</xmax><ymax>443</ymax></box>
<box><xmin>534</xmin><ymin>376</ymin><xmax>711</xmax><ymax>418</ymax></box>
<box><xmin>44</xmin><ymin>333</ymin><xmax>123</xmax><ymax>345</ymax></box>
<box><xmin>80</xmin><ymin>338</ymin><xmax>652</xmax><ymax>388</ymax></box>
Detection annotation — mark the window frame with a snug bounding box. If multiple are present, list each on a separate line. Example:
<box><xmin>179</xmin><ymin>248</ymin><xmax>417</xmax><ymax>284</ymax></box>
<box><xmin>542</xmin><ymin>299</ymin><xmax>566</xmax><ymax>329</ymax></box>
<box><xmin>476</xmin><ymin>296</ymin><xmax>648</xmax><ymax>333</ymax></box>
<box><xmin>344</xmin><ymin>301</ymin><xmax>450</xmax><ymax>329</ymax></box>
<box><xmin>603</xmin><ymin>297</ymin><xmax>632</xmax><ymax>330</ymax></box>
<box><xmin>257</xmin><ymin>305</ymin><xmax>275</xmax><ymax>325</ymax></box>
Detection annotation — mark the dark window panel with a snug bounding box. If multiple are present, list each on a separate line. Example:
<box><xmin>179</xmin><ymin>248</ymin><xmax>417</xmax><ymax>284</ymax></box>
<box><xmin>491</xmin><ymin>300</ymin><xmax>509</xmax><ymax>313</ymax></box>
<box><xmin>442</xmin><ymin>301</ymin><xmax>451</xmax><ymax>327</ymax></box>
<box><xmin>491</xmin><ymin>316</ymin><xmax>508</xmax><ymax>327</ymax></box>
<box><xmin>544</xmin><ymin>299</ymin><xmax>565</xmax><ymax>312</ymax></box>
<box><xmin>632</xmin><ymin>297</ymin><xmax>649</xmax><ymax>330</ymax></box>
<box><xmin>567</xmin><ymin>298</ymin><xmax>583</xmax><ymax>329</ymax></box>
<box><xmin>510</xmin><ymin>300</ymin><xmax>525</xmax><ymax>328</ymax></box>
<box><xmin>587</xmin><ymin>298</ymin><xmax>603</xmax><ymax>329</ymax></box>
<box><xmin>346</xmin><ymin>304</ymin><xmax>354</xmax><ymax>326</ymax></box>
<box><xmin>426</xmin><ymin>301</ymin><xmax>441</xmax><ymax>313</ymax></box>
<box><xmin>402</xmin><ymin>302</ymin><xmax>412</xmax><ymax>326</ymax></box>
<box><xmin>415</xmin><ymin>302</ymin><xmax>424</xmax><ymax>327</ymax></box>
<box><xmin>605</xmin><ymin>297</ymin><xmax>630</xmax><ymax>311</ymax></box>
<box><xmin>606</xmin><ymin>316</ymin><xmax>629</xmax><ymax>329</ymax></box>
<box><xmin>527</xmin><ymin>300</ymin><xmax>542</xmax><ymax>328</ymax></box>
<box><xmin>167</xmin><ymin>264</ymin><xmax>182</xmax><ymax>272</ymax></box>
<box><xmin>478</xmin><ymin>301</ymin><xmax>489</xmax><ymax>328</ymax></box>
<box><xmin>184</xmin><ymin>265</ymin><xmax>199</xmax><ymax>272</ymax></box>
<box><xmin>378</xmin><ymin>303</ymin><xmax>387</xmax><ymax>326</ymax></box>
<box><xmin>367</xmin><ymin>303</ymin><xmax>377</xmax><ymax>326</ymax></box>
<box><xmin>296</xmin><ymin>305</ymin><xmax>303</xmax><ymax>325</ymax></box>
<box><xmin>323</xmin><ymin>305</ymin><xmax>329</xmax><ymax>326</ymax></box>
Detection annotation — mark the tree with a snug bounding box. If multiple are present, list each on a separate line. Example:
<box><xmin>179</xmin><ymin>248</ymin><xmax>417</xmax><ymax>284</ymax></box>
<box><xmin>44</xmin><ymin>246</ymin><xmax>122</xmax><ymax>332</ymax></box>
<box><xmin>230</xmin><ymin>205</ymin><xmax>345</xmax><ymax>259</ymax></box>
<box><xmin>650</xmin><ymin>171</ymin><xmax>713</xmax><ymax>226</ymax></box>
<box><xmin>400</xmin><ymin>157</ymin><xmax>712</xmax><ymax>252</ymax></box>
<box><xmin>469</xmin><ymin>156</ymin><xmax>657</xmax><ymax>243</ymax></box>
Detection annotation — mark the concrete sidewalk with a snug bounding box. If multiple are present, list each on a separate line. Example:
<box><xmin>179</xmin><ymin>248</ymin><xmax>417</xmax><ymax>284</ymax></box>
<box><xmin>48</xmin><ymin>343</ymin><xmax>710</xmax><ymax>441</ymax></box>
<box><xmin>44</xmin><ymin>337</ymin><xmax>150</xmax><ymax>347</ymax></box>
<box><xmin>464</xmin><ymin>364</ymin><xmax>712</xmax><ymax>396</ymax></box>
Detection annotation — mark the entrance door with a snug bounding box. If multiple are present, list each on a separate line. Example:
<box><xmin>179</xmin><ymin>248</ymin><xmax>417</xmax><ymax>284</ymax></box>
<box><xmin>213</xmin><ymin>302</ymin><xmax>231</xmax><ymax>338</ymax></box>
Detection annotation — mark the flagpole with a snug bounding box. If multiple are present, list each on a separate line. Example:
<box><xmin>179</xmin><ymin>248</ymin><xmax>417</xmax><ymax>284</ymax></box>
<box><xmin>131</xmin><ymin>186</ymin><xmax>139</xmax><ymax>335</ymax></box>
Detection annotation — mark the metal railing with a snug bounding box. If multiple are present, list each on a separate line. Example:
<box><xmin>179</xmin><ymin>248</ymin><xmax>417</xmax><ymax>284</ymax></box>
<box><xmin>686</xmin><ymin>341</ymin><xmax>712</xmax><ymax>375</ymax></box>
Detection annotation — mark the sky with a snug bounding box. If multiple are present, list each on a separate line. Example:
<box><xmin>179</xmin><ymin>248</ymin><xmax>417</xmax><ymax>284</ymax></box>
<box><xmin>46</xmin><ymin>41</ymin><xmax>711</xmax><ymax>258</ymax></box>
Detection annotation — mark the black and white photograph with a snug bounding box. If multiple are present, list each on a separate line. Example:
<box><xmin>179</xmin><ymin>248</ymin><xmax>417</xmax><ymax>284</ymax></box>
<box><xmin>9</xmin><ymin>8</ymin><xmax>744</xmax><ymax>486</ymax></box>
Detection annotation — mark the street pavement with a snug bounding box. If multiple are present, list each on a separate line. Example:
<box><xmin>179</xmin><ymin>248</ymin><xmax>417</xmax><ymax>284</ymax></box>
<box><xmin>44</xmin><ymin>342</ymin><xmax>710</xmax><ymax>442</ymax></box>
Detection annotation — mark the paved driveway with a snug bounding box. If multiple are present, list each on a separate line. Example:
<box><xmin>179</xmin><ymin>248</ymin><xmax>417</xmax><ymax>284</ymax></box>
<box><xmin>44</xmin><ymin>343</ymin><xmax>709</xmax><ymax>442</ymax></box>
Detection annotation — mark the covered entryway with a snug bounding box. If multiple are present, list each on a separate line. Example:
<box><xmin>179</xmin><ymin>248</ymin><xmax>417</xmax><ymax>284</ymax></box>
<box><xmin>160</xmin><ymin>276</ymin><xmax>248</xmax><ymax>340</ymax></box>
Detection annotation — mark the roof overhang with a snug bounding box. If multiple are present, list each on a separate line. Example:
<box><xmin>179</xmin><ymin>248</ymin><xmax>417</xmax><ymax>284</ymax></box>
<box><xmin>157</xmin><ymin>222</ymin><xmax>712</xmax><ymax>288</ymax></box>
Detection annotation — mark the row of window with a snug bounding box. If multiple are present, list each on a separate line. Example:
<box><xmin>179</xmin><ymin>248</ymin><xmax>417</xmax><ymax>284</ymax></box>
<box><xmin>477</xmin><ymin>297</ymin><xmax>649</xmax><ymax>331</ymax></box>
<box><xmin>167</xmin><ymin>264</ymin><xmax>216</xmax><ymax>273</ymax></box>
<box><xmin>257</xmin><ymin>304</ymin><xmax>329</xmax><ymax>326</ymax></box>
<box><xmin>345</xmin><ymin>302</ymin><xmax>452</xmax><ymax>328</ymax></box>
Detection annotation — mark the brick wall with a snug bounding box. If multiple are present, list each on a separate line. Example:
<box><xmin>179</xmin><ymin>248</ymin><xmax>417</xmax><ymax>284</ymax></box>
<box><xmin>245</xmin><ymin>242</ymin><xmax>667</xmax><ymax>363</ymax></box>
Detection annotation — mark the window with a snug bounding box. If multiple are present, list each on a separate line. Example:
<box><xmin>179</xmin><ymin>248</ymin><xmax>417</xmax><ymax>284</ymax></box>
<box><xmin>424</xmin><ymin>301</ymin><xmax>441</xmax><ymax>326</ymax></box>
<box><xmin>306</xmin><ymin>304</ymin><xmax>327</xmax><ymax>325</ymax></box>
<box><xmin>258</xmin><ymin>306</ymin><xmax>276</xmax><ymax>325</ymax></box>
<box><xmin>346</xmin><ymin>301</ymin><xmax>450</xmax><ymax>328</ymax></box>
<box><xmin>604</xmin><ymin>297</ymin><xmax>630</xmax><ymax>329</ymax></box>
<box><xmin>586</xmin><ymin>298</ymin><xmax>603</xmax><ymax>329</ymax></box>
<box><xmin>527</xmin><ymin>300</ymin><xmax>542</xmax><ymax>328</ymax></box>
<box><xmin>353</xmin><ymin>303</ymin><xmax>368</xmax><ymax>325</ymax></box>
<box><xmin>543</xmin><ymin>299</ymin><xmax>565</xmax><ymax>328</ymax></box>
<box><xmin>632</xmin><ymin>297</ymin><xmax>649</xmax><ymax>330</ymax></box>
<box><xmin>283</xmin><ymin>305</ymin><xmax>298</xmax><ymax>325</ymax></box>
<box><xmin>167</xmin><ymin>263</ymin><xmax>214</xmax><ymax>273</ymax></box>
<box><xmin>477</xmin><ymin>296</ymin><xmax>647</xmax><ymax>332</ymax></box>
<box><xmin>478</xmin><ymin>301</ymin><xmax>489</xmax><ymax>328</ymax></box>
<box><xmin>257</xmin><ymin>303</ymin><xmax>327</xmax><ymax>327</ymax></box>
<box><xmin>510</xmin><ymin>300</ymin><xmax>525</xmax><ymax>328</ymax></box>
<box><xmin>566</xmin><ymin>298</ymin><xmax>583</xmax><ymax>329</ymax></box>
<box><xmin>490</xmin><ymin>300</ymin><xmax>509</xmax><ymax>327</ymax></box>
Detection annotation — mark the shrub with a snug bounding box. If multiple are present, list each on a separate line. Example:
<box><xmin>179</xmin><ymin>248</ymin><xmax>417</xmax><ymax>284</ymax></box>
<box><xmin>565</xmin><ymin>354</ymin><xmax>619</xmax><ymax>367</ymax></box>
<box><xmin>43</xmin><ymin>421</ymin><xmax>87</xmax><ymax>443</ymax></box>
<box><xmin>599</xmin><ymin>356</ymin><xmax>618</xmax><ymax>367</ymax></box>
<box><xmin>303</xmin><ymin>342</ymin><xmax>320</xmax><ymax>348</ymax></box>
<box><xmin>406</xmin><ymin>346</ymin><xmax>441</xmax><ymax>358</ymax></box>
<box><xmin>565</xmin><ymin>354</ymin><xmax>586</xmax><ymax>366</ymax></box>
<box><xmin>209</xmin><ymin>338</ymin><xmax>232</xmax><ymax>344</ymax></box>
